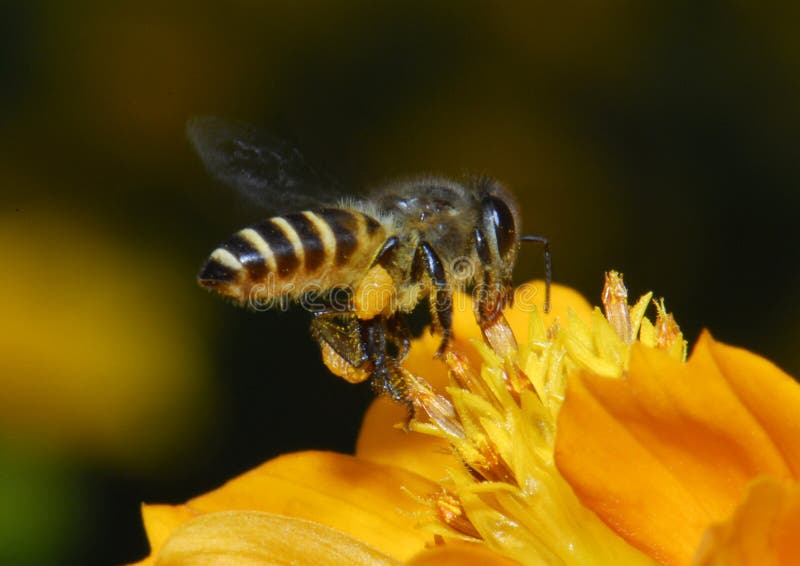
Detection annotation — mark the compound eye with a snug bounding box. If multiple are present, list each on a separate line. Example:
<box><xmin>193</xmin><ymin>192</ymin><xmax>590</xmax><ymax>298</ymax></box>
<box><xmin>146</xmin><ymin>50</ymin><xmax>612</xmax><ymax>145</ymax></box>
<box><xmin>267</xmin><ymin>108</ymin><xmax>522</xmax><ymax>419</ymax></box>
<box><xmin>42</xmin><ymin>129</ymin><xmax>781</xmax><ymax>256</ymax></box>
<box><xmin>483</xmin><ymin>196</ymin><xmax>517</xmax><ymax>258</ymax></box>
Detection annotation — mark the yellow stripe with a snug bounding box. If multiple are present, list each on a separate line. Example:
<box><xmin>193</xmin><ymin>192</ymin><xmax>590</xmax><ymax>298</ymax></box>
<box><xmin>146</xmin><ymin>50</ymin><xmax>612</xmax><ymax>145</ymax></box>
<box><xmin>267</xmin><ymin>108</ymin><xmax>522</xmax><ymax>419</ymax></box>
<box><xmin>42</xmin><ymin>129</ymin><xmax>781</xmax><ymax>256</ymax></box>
<box><xmin>302</xmin><ymin>211</ymin><xmax>336</xmax><ymax>267</ymax></box>
<box><xmin>271</xmin><ymin>217</ymin><xmax>305</xmax><ymax>266</ymax></box>
<box><xmin>239</xmin><ymin>228</ymin><xmax>277</xmax><ymax>273</ymax></box>
<box><xmin>210</xmin><ymin>248</ymin><xmax>242</xmax><ymax>270</ymax></box>
<box><xmin>352</xmin><ymin>211</ymin><xmax>366</xmax><ymax>239</ymax></box>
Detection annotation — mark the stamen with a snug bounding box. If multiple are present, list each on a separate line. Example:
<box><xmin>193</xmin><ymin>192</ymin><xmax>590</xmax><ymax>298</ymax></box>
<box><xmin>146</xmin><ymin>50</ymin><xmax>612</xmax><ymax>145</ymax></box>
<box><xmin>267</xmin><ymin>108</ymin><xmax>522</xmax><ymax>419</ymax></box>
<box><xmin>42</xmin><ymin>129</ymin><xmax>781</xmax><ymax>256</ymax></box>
<box><xmin>403</xmin><ymin>271</ymin><xmax>686</xmax><ymax>563</ymax></box>
<box><xmin>653</xmin><ymin>298</ymin><xmax>688</xmax><ymax>361</ymax></box>
<box><xmin>404</xmin><ymin>369</ymin><xmax>464</xmax><ymax>439</ymax></box>
<box><xmin>603</xmin><ymin>271</ymin><xmax>633</xmax><ymax>343</ymax></box>
<box><xmin>433</xmin><ymin>489</ymin><xmax>481</xmax><ymax>539</ymax></box>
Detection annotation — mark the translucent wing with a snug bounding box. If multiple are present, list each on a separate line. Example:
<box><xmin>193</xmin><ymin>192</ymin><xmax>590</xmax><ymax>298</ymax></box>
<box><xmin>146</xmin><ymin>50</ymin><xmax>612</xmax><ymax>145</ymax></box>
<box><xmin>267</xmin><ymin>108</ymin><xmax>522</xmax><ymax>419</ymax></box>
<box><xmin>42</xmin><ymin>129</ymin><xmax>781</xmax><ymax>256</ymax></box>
<box><xmin>187</xmin><ymin>116</ymin><xmax>343</xmax><ymax>212</ymax></box>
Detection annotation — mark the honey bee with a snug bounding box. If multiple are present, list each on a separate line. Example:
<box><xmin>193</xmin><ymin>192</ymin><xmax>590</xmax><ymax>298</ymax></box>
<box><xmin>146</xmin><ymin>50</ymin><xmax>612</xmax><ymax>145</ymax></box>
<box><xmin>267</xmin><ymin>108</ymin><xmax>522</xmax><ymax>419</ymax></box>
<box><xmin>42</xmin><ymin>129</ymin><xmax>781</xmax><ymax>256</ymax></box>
<box><xmin>191</xmin><ymin>117</ymin><xmax>551</xmax><ymax>405</ymax></box>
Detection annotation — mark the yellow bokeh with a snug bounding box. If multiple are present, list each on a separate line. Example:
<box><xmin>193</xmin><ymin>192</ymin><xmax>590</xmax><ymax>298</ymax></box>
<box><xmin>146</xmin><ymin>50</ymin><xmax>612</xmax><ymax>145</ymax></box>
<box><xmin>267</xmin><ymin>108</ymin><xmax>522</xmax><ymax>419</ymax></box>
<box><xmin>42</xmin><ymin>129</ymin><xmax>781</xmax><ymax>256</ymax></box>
<box><xmin>0</xmin><ymin>201</ymin><xmax>215</xmax><ymax>470</ymax></box>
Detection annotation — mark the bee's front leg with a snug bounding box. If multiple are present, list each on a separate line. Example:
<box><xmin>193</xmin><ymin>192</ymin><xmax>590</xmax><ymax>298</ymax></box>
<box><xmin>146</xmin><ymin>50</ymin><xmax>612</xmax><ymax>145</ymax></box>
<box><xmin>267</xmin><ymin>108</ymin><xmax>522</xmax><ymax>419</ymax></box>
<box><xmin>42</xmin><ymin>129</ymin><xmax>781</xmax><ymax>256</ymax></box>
<box><xmin>475</xmin><ymin>271</ymin><xmax>513</xmax><ymax>329</ymax></box>
<box><xmin>472</xmin><ymin>227</ymin><xmax>514</xmax><ymax>329</ymax></box>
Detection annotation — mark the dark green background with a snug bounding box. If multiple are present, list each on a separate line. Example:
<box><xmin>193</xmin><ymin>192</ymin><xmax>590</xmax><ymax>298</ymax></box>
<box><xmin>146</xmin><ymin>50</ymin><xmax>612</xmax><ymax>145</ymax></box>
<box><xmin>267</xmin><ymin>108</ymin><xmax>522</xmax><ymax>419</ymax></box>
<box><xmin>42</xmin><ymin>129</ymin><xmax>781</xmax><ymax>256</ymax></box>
<box><xmin>2</xmin><ymin>2</ymin><xmax>799</xmax><ymax>564</ymax></box>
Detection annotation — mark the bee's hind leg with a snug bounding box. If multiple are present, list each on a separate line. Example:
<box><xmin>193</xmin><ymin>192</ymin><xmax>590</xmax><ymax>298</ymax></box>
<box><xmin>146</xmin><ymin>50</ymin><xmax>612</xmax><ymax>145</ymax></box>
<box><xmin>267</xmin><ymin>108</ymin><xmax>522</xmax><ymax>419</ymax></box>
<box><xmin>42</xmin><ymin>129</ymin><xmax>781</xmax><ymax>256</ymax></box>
<box><xmin>310</xmin><ymin>309</ymin><xmax>373</xmax><ymax>384</ymax></box>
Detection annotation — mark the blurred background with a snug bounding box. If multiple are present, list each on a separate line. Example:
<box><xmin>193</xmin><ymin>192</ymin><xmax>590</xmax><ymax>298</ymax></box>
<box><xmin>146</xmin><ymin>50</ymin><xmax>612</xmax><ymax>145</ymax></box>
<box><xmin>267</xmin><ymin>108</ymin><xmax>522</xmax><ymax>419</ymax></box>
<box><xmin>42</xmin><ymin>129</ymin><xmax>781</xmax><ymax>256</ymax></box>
<box><xmin>1</xmin><ymin>2</ymin><xmax>799</xmax><ymax>563</ymax></box>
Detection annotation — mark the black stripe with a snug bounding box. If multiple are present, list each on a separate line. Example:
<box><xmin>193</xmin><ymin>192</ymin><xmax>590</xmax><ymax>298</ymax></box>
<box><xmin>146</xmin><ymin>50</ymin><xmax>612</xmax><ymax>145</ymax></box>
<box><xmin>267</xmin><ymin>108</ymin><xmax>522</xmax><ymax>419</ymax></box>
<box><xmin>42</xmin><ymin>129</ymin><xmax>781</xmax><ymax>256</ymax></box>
<box><xmin>198</xmin><ymin>257</ymin><xmax>237</xmax><ymax>286</ymax></box>
<box><xmin>285</xmin><ymin>213</ymin><xmax>325</xmax><ymax>272</ymax></box>
<box><xmin>223</xmin><ymin>234</ymin><xmax>267</xmax><ymax>280</ymax></box>
<box><xmin>317</xmin><ymin>209</ymin><xmax>360</xmax><ymax>266</ymax></box>
<box><xmin>365</xmin><ymin>215</ymin><xmax>382</xmax><ymax>236</ymax></box>
<box><xmin>253</xmin><ymin>219</ymin><xmax>299</xmax><ymax>277</ymax></box>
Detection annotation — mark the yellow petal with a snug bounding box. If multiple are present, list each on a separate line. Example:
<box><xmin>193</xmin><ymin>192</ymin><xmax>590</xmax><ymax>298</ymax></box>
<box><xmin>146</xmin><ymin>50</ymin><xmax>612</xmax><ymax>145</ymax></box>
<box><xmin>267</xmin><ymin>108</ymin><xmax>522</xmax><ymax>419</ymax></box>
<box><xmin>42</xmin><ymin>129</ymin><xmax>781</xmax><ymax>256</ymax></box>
<box><xmin>446</xmin><ymin>281</ymin><xmax>594</xmax><ymax>354</ymax></box>
<box><xmin>357</xmin><ymin>282</ymin><xmax>593</xmax><ymax>480</ymax></box>
<box><xmin>132</xmin><ymin>504</ymin><xmax>200</xmax><ymax>565</ymax></box>
<box><xmin>409</xmin><ymin>282</ymin><xmax>593</xmax><ymax>383</ymax></box>
<box><xmin>694</xmin><ymin>477</ymin><xmax>800</xmax><ymax>566</ymax></box>
<box><xmin>154</xmin><ymin>510</ymin><xmax>398</xmax><ymax>566</ymax></box>
<box><xmin>138</xmin><ymin>451</ymin><xmax>435</xmax><ymax>562</ymax></box>
<box><xmin>505</xmin><ymin>280</ymin><xmax>594</xmax><ymax>345</ymax></box>
<box><xmin>555</xmin><ymin>332</ymin><xmax>800</xmax><ymax>565</ymax></box>
<box><xmin>406</xmin><ymin>542</ymin><xmax>520</xmax><ymax>565</ymax></box>
<box><xmin>356</xmin><ymin>397</ymin><xmax>455</xmax><ymax>480</ymax></box>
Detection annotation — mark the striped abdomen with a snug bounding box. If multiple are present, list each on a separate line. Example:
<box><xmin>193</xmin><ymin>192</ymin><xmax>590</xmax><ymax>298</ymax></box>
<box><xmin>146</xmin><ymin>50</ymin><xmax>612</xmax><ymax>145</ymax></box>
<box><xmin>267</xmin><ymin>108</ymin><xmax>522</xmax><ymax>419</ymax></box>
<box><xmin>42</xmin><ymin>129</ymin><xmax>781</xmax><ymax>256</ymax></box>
<box><xmin>198</xmin><ymin>208</ymin><xmax>387</xmax><ymax>305</ymax></box>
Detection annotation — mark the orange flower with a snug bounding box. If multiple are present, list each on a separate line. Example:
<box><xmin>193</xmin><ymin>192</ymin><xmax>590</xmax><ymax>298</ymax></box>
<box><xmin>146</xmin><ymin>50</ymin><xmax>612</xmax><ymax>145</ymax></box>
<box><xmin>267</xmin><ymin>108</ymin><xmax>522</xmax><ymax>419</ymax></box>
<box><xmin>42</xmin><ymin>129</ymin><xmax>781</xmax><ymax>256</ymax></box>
<box><xmin>555</xmin><ymin>326</ymin><xmax>800</xmax><ymax>563</ymax></box>
<box><xmin>134</xmin><ymin>275</ymin><xmax>800</xmax><ymax>565</ymax></box>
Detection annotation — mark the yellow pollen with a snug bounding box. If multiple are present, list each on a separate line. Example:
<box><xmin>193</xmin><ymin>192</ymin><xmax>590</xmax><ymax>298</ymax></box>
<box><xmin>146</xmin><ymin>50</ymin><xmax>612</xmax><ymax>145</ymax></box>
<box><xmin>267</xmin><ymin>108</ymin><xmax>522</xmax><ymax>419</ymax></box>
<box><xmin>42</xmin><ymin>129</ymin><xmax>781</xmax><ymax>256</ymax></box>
<box><xmin>354</xmin><ymin>265</ymin><xmax>396</xmax><ymax>320</ymax></box>
<box><xmin>319</xmin><ymin>342</ymin><xmax>370</xmax><ymax>384</ymax></box>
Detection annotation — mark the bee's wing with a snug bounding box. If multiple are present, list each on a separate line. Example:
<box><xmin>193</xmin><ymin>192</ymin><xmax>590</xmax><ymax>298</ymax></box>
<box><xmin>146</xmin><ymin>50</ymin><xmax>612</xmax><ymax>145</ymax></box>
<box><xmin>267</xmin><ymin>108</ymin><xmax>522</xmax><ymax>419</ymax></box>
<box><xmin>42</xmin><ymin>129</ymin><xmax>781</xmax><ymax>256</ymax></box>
<box><xmin>187</xmin><ymin>116</ymin><xmax>344</xmax><ymax>212</ymax></box>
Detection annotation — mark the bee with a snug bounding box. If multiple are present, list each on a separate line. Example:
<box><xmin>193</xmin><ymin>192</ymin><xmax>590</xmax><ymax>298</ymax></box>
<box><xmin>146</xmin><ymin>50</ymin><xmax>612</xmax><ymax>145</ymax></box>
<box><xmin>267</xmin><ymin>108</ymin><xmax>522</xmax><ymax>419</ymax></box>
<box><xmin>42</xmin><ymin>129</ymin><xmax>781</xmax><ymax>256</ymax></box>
<box><xmin>191</xmin><ymin>117</ymin><xmax>551</xmax><ymax>405</ymax></box>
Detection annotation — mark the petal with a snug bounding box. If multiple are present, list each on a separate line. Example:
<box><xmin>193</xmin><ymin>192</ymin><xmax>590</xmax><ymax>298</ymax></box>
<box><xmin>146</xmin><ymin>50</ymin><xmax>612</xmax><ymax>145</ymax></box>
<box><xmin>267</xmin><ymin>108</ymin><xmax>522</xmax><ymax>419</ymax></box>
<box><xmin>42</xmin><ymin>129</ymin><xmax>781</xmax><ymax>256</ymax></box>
<box><xmin>357</xmin><ymin>282</ymin><xmax>593</xmax><ymax>479</ymax></box>
<box><xmin>406</xmin><ymin>281</ymin><xmax>594</xmax><ymax>381</ymax></box>
<box><xmin>555</xmin><ymin>332</ymin><xmax>800</xmax><ymax>565</ymax></box>
<box><xmin>356</xmin><ymin>397</ymin><xmax>456</xmax><ymax>480</ymax></box>
<box><xmin>706</xmin><ymin>338</ymin><xmax>800</xmax><ymax>477</ymax></box>
<box><xmin>694</xmin><ymin>477</ymin><xmax>800</xmax><ymax>566</ymax></box>
<box><xmin>138</xmin><ymin>451</ymin><xmax>437</xmax><ymax>563</ymax></box>
<box><xmin>406</xmin><ymin>542</ymin><xmax>520</xmax><ymax>565</ymax></box>
<box><xmin>448</xmin><ymin>281</ymin><xmax>594</xmax><ymax>352</ymax></box>
<box><xmin>504</xmin><ymin>280</ymin><xmax>594</xmax><ymax>345</ymax></box>
<box><xmin>133</xmin><ymin>504</ymin><xmax>201</xmax><ymax>565</ymax></box>
<box><xmin>154</xmin><ymin>510</ymin><xmax>398</xmax><ymax>566</ymax></box>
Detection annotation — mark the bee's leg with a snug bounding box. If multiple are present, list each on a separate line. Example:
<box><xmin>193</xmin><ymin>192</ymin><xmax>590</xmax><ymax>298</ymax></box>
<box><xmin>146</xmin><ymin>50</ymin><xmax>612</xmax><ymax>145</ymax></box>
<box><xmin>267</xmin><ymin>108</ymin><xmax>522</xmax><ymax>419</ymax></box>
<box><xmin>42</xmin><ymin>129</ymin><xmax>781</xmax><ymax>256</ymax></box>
<box><xmin>385</xmin><ymin>313</ymin><xmax>411</xmax><ymax>360</ymax></box>
<box><xmin>312</xmin><ymin>309</ymin><xmax>414</xmax><ymax>417</ymax></box>
<box><xmin>412</xmin><ymin>241</ymin><xmax>452</xmax><ymax>357</ymax></box>
<box><xmin>360</xmin><ymin>316</ymin><xmax>410</xmax><ymax>405</ymax></box>
<box><xmin>473</xmin><ymin>228</ymin><xmax>512</xmax><ymax>328</ymax></box>
<box><xmin>384</xmin><ymin>316</ymin><xmax>420</xmax><ymax>424</ymax></box>
<box><xmin>372</xmin><ymin>235</ymin><xmax>400</xmax><ymax>267</ymax></box>
<box><xmin>310</xmin><ymin>309</ymin><xmax>372</xmax><ymax>383</ymax></box>
<box><xmin>366</xmin><ymin>315</ymin><xmax>417</xmax><ymax>423</ymax></box>
<box><xmin>476</xmin><ymin>272</ymin><xmax>510</xmax><ymax>327</ymax></box>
